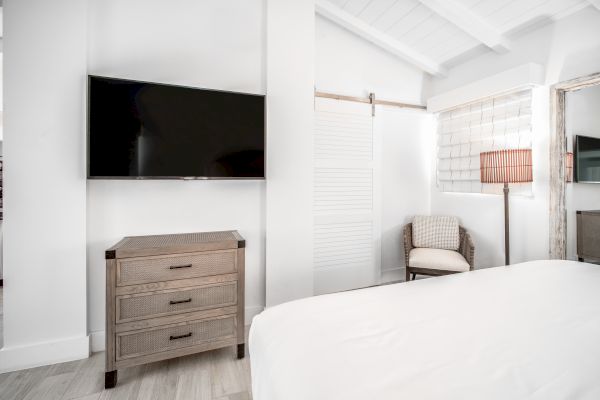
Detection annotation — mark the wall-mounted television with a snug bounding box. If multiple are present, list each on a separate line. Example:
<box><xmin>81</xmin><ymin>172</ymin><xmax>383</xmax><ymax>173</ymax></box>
<box><xmin>575</xmin><ymin>135</ymin><xmax>600</xmax><ymax>183</ymax></box>
<box><xmin>88</xmin><ymin>76</ymin><xmax>265</xmax><ymax>179</ymax></box>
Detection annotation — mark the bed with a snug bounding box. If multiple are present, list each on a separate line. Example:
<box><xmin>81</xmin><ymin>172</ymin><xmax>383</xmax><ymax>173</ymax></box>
<box><xmin>249</xmin><ymin>260</ymin><xmax>600</xmax><ymax>400</ymax></box>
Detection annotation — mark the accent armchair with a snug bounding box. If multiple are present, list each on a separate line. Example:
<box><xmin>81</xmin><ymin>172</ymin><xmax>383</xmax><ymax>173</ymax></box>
<box><xmin>403</xmin><ymin>222</ymin><xmax>474</xmax><ymax>281</ymax></box>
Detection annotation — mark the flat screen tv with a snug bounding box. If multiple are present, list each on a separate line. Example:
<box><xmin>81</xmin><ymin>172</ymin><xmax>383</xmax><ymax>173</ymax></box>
<box><xmin>88</xmin><ymin>76</ymin><xmax>265</xmax><ymax>179</ymax></box>
<box><xmin>575</xmin><ymin>135</ymin><xmax>600</xmax><ymax>183</ymax></box>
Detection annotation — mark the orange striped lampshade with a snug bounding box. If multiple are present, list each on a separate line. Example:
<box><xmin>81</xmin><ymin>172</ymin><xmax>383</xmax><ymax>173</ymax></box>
<box><xmin>480</xmin><ymin>149</ymin><xmax>533</xmax><ymax>184</ymax></box>
<box><xmin>566</xmin><ymin>152</ymin><xmax>574</xmax><ymax>183</ymax></box>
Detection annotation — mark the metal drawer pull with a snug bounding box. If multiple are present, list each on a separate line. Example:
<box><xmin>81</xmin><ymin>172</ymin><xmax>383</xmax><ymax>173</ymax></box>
<box><xmin>169</xmin><ymin>298</ymin><xmax>192</xmax><ymax>305</ymax></box>
<box><xmin>169</xmin><ymin>332</ymin><xmax>192</xmax><ymax>341</ymax></box>
<box><xmin>169</xmin><ymin>264</ymin><xmax>192</xmax><ymax>270</ymax></box>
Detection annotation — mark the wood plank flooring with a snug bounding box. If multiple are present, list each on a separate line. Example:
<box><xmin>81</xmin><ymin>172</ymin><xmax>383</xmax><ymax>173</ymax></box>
<box><xmin>0</xmin><ymin>344</ymin><xmax>252</xmax><ymax>400</ymax></box>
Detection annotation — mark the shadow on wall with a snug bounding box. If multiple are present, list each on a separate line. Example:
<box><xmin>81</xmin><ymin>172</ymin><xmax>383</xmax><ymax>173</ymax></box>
<box><xmin>446</xmin><ymin>212</ymin><xmax>507</xmax><ymax>269</ymax></box>
<box><xmin>557</xmin><ymin>44</ymin><xmax>600</xmax><ymax>83</ymax></box>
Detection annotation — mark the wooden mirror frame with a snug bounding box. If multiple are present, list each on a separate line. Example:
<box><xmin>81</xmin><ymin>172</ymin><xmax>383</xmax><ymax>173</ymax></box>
<box><xmin>549</xmin><ymin>72</ymin><xmax>600</xmax><ymax>259</ymax></box>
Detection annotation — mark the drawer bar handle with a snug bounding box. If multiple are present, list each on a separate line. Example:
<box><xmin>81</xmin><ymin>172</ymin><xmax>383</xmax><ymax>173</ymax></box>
<box><xmin>169</xmin><ymin>264</ymin><xmax>192</xmax><ymax>270</ymax></box>
<box><xmin>169</xmin><ymin>298</ymin><xmax>192</xmax><ymax>305</ymax></box>
<box><xmin>170</xmin><ymin>332</ymin><xmax>193</xmax><ymax>341</ymax></box>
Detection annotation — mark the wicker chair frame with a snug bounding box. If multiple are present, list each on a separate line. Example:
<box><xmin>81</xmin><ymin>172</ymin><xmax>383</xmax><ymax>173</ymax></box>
<box><xmin>403</xmin><ymin>223</ymin><xmax>474</xmax><ymax>281</ymax></box>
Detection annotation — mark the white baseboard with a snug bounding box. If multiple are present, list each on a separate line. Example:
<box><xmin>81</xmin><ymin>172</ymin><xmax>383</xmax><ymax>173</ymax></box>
<box><xmin>0</xmin><ymin>334</ymin><xmax>90</xmax><ymax>374</ymax></box>
<box><xmin>90</xmin><ymin>330</ymin><xmax>105</xmax><ymax>353</ymax></box>
<box><xmin>89</xmin><ymin>305</ymin><xmax>265</xmax><ymax>353</ymax></box>
<box><xmin>245</xmin><ymin>305</ymin><xmax>264</xmax><ymax>325</ymax></box>
<box><xmin>380</xmin><ymin>267</ymin><xmax>406</xmax><ymax>284</ymax></box>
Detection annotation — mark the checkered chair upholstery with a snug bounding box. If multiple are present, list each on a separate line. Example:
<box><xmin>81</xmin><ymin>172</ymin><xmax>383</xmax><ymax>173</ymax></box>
<box><xmin>412</xmin><ymin>215</ymin><xmax>460</xmax><ymax>250</ymax></box>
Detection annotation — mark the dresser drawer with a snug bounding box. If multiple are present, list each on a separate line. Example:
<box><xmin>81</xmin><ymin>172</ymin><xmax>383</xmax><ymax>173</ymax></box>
<box><xmin>116</xmin><ymin>282</ymin><xmax>237</xmax><ymax>323</ymax></box>
<box><xmin>116</xmin><ymin>315</ymin><xmax>236</xmax><ymax>360</ymax></box>
<box><xmin>117</xmin><ymin>250</ymin><xmax>237</xmax><ymax>286</ymax></box>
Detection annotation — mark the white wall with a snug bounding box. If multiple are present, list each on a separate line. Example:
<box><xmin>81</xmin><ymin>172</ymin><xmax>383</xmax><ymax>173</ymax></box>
<box><xmin>2</xmin><ymin>0</ymin><xmax>89</xmax><ymax>371</ymax></box>
<box><xmin>0</xmin><ymin>54</ymin><xmax>3</xmax><ymax>140</ymax></box>
<box><xmin>315</xmin><ymin>16</ymin><xmax>426</xmax><ymax>104</ymax></box>
<box><xmin>265</xmin><ymin>0</ymin><xmax>315</xmax><ymax>306</ymax></box>
<box><xmin>86</xmin><ymin>0</ymin><xmax>267</xmax><ymax>349</ymax></box>
<box><xmin>316</xmin><ymin>17</ymin><xmax>431</xmax><ymax>279</ymax></box>
<box><xmin>378</xmin><ymin>108</ymin><xmax>433</xmax><ymax>278</ymax></box>
<box><xmin>87</xmin><ymin>0</ymin><xmax>265</xmax><ymax>94</ymax></box>
<box><xmin>426</xmin><ymin>8</ymin><xmax>600</xmax><ymax>268</ymax></box>
<box><xmin>566</xmin><ymin>85</ymin><xmax>600</xmax><ymax>260</ymax></box>
<box><xmin>0</xmin><ymin>54</ymin><xmax>3</xmax><ymax>279</ymax></box>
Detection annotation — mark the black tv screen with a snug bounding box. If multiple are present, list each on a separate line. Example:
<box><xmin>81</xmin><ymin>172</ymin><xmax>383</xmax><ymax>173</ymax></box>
<box><xmin>575</xmin><ymin>135</ymin><xmax>600</xmax><ymax>183</ymax></box>
<box><xmin>88</xmin><ymin>76</ymin><xmax>265</xmax><ymax>179</ymax></box>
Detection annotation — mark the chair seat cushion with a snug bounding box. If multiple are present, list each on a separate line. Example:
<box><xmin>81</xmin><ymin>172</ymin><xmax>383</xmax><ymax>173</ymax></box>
<box><xmin>409</xmin><ymin>248</ymin><xmax>470</xmax><ymax>272</ymax></box>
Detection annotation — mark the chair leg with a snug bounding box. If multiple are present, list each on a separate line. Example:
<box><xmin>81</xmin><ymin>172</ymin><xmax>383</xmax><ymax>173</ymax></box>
<box><xmin>411</xmin><ymin>273</ymin><xmax>416</xmax><ymax>281</ymax></box>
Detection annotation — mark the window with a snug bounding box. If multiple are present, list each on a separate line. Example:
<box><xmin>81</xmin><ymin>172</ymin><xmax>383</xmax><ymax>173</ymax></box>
<box><xmin>436</xmin><ymin>89</ymin><xmax>533</xmax><ymax>194</ymax></box>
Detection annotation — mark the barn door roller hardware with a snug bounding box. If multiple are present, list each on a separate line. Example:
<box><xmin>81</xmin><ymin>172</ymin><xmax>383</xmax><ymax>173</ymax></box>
<box><xmin>315</xmin><ymin>90</ymin><xmax>426</xmax><ymax>116</ymax></box>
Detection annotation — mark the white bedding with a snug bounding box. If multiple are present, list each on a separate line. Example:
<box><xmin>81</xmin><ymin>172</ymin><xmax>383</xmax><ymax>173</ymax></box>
<box><xmin>249</xmin><ymin>261</ymin><xmax>600</xmax><ymax>400</ymax></box>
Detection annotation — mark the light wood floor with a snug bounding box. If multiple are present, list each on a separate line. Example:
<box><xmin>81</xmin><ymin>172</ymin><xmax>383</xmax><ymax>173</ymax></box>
<box><xmin>0</xmin><ymin>344</ymin><xmax>252</xmax><ymax>400</ymax></box>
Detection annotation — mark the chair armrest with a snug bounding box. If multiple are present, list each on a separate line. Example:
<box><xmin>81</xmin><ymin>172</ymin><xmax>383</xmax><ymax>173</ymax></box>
<box><xmin>460</xmin><ymin>231</ymin><xmax>475</xmax><ymax>269</ymax></box>
<box><xmin>403</xmin><ymin>224</ymin><xmax>414</xmax><ymax>267</ymax></box>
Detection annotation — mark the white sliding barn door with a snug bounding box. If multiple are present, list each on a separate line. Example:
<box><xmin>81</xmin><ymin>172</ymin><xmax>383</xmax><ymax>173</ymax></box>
<box><xmin>314</xmin><ymin>97</ymin><xmax>381</xmax><ymax>295</ymax></box>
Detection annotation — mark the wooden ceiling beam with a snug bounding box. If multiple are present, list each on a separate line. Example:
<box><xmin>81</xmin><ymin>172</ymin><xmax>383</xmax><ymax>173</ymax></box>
<box><xmin>418</xmin><ymin>0</ymin><xmax>511</xmax><ymax>53</ymax></box>
<box><xmin>315</xmin><ymin>0</ymin><xmax>447</xmax><ymax>77</ymax></box>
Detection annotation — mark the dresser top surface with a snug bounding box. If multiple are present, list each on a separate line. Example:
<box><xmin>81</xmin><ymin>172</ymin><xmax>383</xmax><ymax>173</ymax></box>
<box><xmin>107</xmin><ymin>230</ymin><xmax>244</xmax><ymax>259</ymax></box>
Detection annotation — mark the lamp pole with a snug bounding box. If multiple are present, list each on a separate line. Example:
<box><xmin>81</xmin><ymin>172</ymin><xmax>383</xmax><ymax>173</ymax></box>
<box><xmin>503</xmin><ymin>182</ymin><xmax>510</xmax><ymax>266</ymax></box>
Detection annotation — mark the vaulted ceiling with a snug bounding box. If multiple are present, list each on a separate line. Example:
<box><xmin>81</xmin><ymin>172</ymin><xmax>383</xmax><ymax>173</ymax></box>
<box><xmin>317</xmin><ymin>0</ymin><xmax>599</xmax><ymax>76</ymax></box>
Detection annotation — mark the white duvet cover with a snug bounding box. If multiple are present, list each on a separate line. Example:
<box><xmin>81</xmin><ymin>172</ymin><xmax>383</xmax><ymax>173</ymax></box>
<box><xmin>250</xmin><ymin>261</ymin><xmax>600</xmax><ymax>400</ymax></box>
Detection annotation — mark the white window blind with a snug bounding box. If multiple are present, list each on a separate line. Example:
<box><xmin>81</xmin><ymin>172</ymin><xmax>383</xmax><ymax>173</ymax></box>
<box><xmin>436</xmin><ymin>88</ymin><xmax>533</xmax><ymax>194</ymax></box>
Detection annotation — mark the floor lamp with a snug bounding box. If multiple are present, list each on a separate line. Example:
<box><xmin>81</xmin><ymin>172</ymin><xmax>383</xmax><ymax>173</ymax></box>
<box><xmin>480</xmin><ymin>149</ymin><xmax>533</xmax><ymax>266</ymax></box>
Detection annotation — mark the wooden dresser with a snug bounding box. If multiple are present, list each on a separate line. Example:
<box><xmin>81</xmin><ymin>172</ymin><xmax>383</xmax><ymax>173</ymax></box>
<box><xmin>577</xmin><ymin>210</ymin><xmax>600</xmax><ymax>262</ymax></box>
<box><xmin>104</xmin><ymin>231</ymin><xmax>245</xmax><ymax>389</ymax></box>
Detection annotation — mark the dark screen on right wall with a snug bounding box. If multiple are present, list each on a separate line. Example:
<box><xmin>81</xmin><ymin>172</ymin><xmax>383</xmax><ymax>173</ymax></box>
<box><xmin>576</xmin><ymin>135</ymin><xmax>600</xmax><ymax>183</ymax></box>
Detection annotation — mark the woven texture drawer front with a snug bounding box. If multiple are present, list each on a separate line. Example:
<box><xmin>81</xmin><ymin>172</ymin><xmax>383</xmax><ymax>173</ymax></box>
<box><xmin>118</xmin><ymin>250</ymin><xmax>236</xmax><ymax>285</ymax></box>
<box><xmin>117</xmin><ymin>282</ymin><xmax>237</xmax><ymax>322</ymax></box>
<box><xmin>117</xmin><ymin>315</ymin><xmax>236</xmax><ymax>360</ymax></box>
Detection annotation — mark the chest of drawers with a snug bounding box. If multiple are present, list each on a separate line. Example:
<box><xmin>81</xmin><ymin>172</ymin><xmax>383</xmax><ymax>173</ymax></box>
<box><xmin>104</xmin><ymin>231</ymin><xmax>245</xmax><ymax>388</ymax></box>
<box><xmin>577</xmin><ymin>210</ymin><xmax>600</xmax><ymax>262</ymax></box>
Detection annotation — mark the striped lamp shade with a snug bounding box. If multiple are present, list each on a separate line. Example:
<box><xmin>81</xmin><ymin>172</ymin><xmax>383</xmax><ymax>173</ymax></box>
<box><xmin>566</xmin><ymin>152</ymin><xmax>574</xmax><ymax>183</ymax></box>
<box><xmin>480</xmin><ymin>149</ymin><xmax>533</xmax><ymax>184</ymax></box>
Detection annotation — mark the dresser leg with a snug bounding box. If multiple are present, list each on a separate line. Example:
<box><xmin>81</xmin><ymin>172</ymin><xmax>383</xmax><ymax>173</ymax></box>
<box><xmin>237</xmin><ymin>343</ymin><xmax>245</xmax><ymax>359</ymax></box>
<box><xmin>105</xmin><ymin>370</ymin><xmax>118</xmax><ymax>389</ymax></box>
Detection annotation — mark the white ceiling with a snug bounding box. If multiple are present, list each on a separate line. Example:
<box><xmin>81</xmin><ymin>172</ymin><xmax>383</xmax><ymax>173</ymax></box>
<box><xmin>317</xmin><ymin>0</ymin><xmax>597</xmax><ymax>76</ymax></box>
